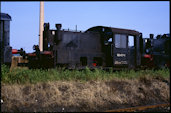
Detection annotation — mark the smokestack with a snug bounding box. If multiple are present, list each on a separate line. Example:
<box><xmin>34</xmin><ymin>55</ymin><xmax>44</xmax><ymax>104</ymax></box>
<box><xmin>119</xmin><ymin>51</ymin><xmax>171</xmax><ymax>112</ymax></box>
<box><xmin>39</xmin><ymin>1</ymin><xmax>44</xmax><ymax>51</ymax></box>
<box><xmin>150</xmin><ymin>34</ymin><xmax>154</xmax><ymax>39</ymax></box>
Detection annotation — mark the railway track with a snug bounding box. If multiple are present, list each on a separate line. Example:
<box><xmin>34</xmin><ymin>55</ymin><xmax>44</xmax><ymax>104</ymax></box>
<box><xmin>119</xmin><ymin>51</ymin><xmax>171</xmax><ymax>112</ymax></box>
<box><xmin>105</xmin><ymin>103</ymin><xmax>170</xmax><ymax>112</ymax></box>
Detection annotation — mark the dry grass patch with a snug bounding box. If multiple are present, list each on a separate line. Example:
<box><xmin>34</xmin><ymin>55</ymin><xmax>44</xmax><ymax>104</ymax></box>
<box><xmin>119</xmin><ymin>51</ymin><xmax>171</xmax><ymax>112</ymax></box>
<box><xmin>1</xmin><ymin>76</ymin><xmax>170</xmax><ymax>112</ymax></box>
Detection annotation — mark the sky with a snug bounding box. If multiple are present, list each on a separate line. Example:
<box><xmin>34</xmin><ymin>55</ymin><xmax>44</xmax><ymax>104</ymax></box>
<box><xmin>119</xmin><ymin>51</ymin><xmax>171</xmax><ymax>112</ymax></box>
<box><xmin>1</xmin><ymin>1</ymin><xmax>170</xmax><ymax>53</ymax></box>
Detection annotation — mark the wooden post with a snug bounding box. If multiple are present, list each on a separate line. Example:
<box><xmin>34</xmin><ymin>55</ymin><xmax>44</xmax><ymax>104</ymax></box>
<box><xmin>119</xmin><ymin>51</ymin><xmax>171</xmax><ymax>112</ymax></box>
<box><xmin>39</xmin><ymin>1</ymin><xmax>44</xmax><ymax>51</ymax></box>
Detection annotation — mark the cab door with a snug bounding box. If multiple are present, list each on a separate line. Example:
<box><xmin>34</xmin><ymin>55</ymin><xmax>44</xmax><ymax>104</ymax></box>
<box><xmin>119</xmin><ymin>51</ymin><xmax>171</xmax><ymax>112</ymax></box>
<box><xmin>113</xmin><ymin>34</ymin><xmax>129</xmax><ymax>67</ymax></box>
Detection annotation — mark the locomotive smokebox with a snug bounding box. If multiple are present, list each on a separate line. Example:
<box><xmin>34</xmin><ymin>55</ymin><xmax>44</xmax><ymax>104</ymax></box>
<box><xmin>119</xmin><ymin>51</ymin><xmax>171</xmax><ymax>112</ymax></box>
<box><xmin>55</xmin><ymin>24</ymin><xmax>62</xmax><ymax>30</ymax></box>
<box><xmin>150</xmin><ymin>34</ymin><xmax>154</xmax><ymax>39</ymax></box>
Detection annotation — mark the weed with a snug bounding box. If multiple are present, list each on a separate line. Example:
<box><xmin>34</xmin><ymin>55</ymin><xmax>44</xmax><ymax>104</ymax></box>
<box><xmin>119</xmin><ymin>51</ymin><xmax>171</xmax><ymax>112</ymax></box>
<box><xmin>1</xmin><ymin>64</ymin><xmax>170</xmax><ymax>84</ymax></box>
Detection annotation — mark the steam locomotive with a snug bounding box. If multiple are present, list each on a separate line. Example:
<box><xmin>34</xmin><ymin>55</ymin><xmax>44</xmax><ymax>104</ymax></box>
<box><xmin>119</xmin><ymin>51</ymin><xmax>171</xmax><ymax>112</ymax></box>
<box><xmin>26</xmin><ymin>23</ymin><xmax>170</xmax><ymax>69</ymax></box>
<box><xmin>1</xmin><ymin>13</ymin><xmax>170</xmax><ymax>70</ymax></box>
<box><xmin>141</xmin><ymin>33</ymin><xmax>170</xmax><ymax>69</ymax></box>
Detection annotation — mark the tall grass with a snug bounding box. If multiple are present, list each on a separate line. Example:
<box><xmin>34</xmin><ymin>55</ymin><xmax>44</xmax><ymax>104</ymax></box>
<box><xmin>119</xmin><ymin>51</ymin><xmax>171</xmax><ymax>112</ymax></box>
<box><xmin>1</xmin><ymin>64</ymin><xmax>170</xmax><ymax>84</ymax></box>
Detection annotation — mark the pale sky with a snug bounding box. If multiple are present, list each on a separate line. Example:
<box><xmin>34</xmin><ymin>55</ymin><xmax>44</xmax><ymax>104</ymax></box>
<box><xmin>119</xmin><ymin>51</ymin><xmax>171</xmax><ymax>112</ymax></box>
<box><xmin>1</xmin><ymin>1</ymin><xmax>170</xmax><ymax>52</ymax></box>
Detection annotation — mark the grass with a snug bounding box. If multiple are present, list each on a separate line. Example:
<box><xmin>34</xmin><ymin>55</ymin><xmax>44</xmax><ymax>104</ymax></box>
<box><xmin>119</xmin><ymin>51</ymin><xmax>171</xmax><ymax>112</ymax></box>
<box><xmin>1</xmin><ymin>64</ymin><xmax>170</xmax><ymax>84</ymax></box>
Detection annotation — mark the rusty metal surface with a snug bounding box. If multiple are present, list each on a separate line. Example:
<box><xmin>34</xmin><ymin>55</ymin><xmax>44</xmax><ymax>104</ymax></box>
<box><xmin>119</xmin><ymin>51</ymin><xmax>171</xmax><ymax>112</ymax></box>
<box><xmin>10</xmin><ymin>56</ymin><xmax>28</xmax><ymax>70</ymax></box>
<box><xmin>105</xmin><ymin>103</ymin><xmax>170</xmax><ymax>112</ymax></box>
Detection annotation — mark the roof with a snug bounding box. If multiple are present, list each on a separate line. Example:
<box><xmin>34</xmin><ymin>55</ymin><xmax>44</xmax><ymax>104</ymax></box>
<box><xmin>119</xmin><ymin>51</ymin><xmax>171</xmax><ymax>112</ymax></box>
<box><xmin>0</xmin><ymin>13</ymin><xmax>12</xmax><ymax>21</ymax></box>
<box><xmin>111</xmin><ymin>27</ymin><xmax>140</xmax><ymax>35</ymax></box>
<box><xmin>86</xmin><ymin>26</ymin><xmax>140</xmax><ymax>36</ymax></box>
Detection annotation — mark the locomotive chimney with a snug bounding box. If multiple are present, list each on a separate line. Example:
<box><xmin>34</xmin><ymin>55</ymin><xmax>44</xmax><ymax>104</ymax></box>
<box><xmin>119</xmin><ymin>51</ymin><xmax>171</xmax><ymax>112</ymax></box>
<box><xmin>55</xmin><ymin>24</ymin><xmax>62</xmax><ymax>30</ymax></box>
<box><xmin>39</xmin><ymin>1</ymin><xmax>44</xmax><ymax>51</ymax></box>
<box><xmin>150</xmin><ymin>34</ymin><xmax>154</xmax><ymax>39</ymax></box>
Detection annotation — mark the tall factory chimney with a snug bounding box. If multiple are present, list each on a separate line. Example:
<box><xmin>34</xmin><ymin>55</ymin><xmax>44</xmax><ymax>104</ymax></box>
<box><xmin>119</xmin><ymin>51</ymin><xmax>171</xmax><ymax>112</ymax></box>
<box><xmin>39</xmin><ymin>1</ymin><xmax>44</xmax><ymax>51</ymax></box>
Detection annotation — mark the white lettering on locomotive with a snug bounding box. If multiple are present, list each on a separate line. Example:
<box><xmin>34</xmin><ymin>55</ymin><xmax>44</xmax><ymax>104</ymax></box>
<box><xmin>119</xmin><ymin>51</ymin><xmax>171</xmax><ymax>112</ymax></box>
<box><xmin>117</xmin><ymin>53</ymin><xmax>126</xmax><ymax>57</ymax></box>
<box><xmin>114</xmin><ymin>61</ymin><xmax>128</xmax><ymax>64</ymax></box>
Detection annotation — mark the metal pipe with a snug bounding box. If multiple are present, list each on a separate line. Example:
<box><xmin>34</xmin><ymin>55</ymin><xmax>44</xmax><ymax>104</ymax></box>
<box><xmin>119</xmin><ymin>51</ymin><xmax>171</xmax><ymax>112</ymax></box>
<box><xmin>39</xmin><ymin>1</ymin><xmax>44</xmax><ymax>51</ymax></box>
<box><xmin>76</xmin><ymin>25</ymin><xmax>77</xmax><ymax>32</ymax></box>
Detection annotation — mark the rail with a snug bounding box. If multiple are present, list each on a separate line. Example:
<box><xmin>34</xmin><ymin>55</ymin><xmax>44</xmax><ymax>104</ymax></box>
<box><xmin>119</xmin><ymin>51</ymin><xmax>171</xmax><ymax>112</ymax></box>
<box><xmin>105</xmin><ymin>103</ymin><xmax>170</xmax><ymax>112</ymax></box>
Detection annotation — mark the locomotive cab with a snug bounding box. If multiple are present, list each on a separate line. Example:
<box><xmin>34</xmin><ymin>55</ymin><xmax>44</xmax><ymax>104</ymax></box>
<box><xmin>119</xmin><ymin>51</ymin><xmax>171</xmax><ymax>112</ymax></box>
<box><xmin>86</xmin><ymin>26</ymin><xmax>141</xmax><ymax>69</ymax></box>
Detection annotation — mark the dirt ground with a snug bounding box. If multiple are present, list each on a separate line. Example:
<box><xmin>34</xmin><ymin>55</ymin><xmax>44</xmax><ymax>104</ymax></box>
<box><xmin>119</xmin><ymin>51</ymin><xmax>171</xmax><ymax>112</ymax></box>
<box><xmin>1</xmin><ymin>76</ymin><xmax>170</xmax><ymax>112</ymax></box>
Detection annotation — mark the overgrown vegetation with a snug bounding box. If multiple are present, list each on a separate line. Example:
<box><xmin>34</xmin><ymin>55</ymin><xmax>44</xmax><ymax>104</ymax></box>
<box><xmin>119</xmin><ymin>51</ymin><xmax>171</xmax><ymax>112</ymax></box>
<box><xmin>1</xmin><ymin>64</ymin><xmax>170</xmax><ymax>84</ymax></box>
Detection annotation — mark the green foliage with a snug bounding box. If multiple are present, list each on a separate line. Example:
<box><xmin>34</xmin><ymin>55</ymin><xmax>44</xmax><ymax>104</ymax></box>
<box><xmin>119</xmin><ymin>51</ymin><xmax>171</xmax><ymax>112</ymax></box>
<box><xmin>1</xmin><ymin>64</ymin><xmax>10</xmax><ymax>83</ymax></box>
<box><xmin>1</xmin><ymin>64</ymin><xmax>170</xmax><ymax>84</ymax></box>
